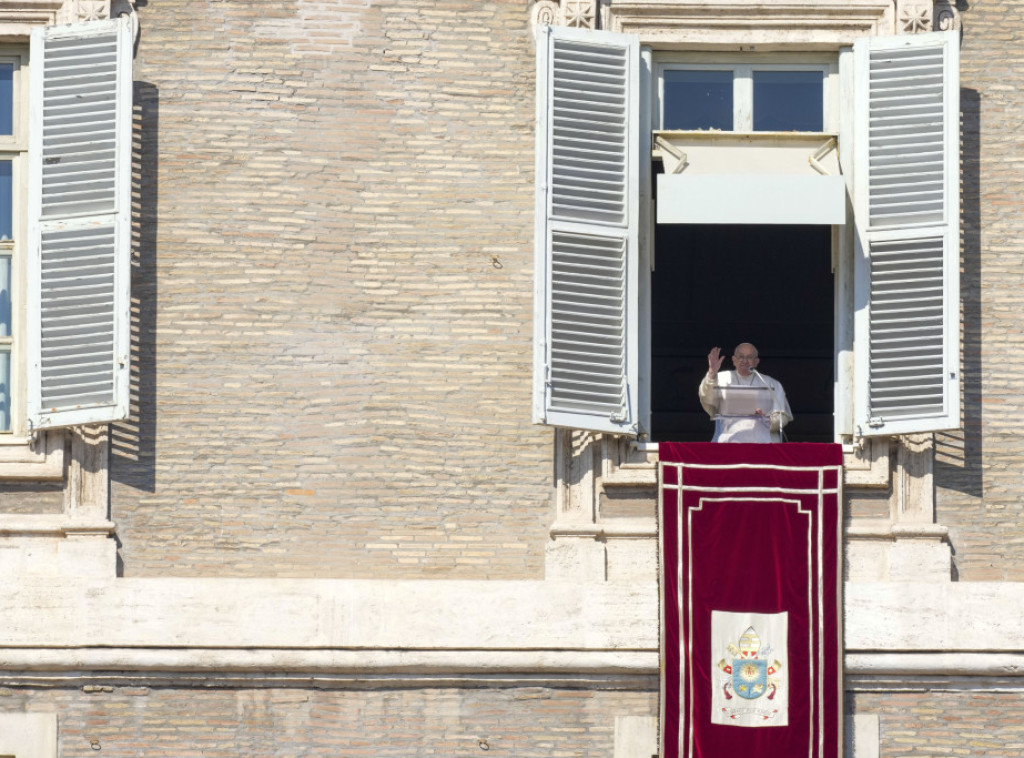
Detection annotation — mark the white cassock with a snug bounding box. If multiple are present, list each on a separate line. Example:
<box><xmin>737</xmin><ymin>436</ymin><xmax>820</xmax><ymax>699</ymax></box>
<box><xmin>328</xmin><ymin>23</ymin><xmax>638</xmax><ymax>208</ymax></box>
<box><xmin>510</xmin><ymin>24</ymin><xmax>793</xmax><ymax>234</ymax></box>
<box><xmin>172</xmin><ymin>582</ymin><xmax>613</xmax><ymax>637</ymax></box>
<box><xmin>698</xmin><ymin>370</ymin><xmax>793</xmax><ymax>443</ymax></box>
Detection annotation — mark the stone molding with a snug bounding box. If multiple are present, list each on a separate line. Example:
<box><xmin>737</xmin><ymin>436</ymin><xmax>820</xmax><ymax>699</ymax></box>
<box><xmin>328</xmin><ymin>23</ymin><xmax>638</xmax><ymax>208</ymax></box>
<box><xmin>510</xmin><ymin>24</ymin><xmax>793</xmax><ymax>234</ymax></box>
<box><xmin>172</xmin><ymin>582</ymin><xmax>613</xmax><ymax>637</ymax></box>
<box><xmin>531</xmin><ymin>0</ymin><xmax>961</xmax><ymax>45</ymax></box>
<box><xmin>0</xmin><ymin>579</ymin><xmax>1021</xmax><ymax>688</ymax></box>
<box><xmin>0</xmin><ymin>429</ymin><xmax>63</xmax><ymax>480</ymax></box>
<box><xmin>0</xmin><ymin>0</ymin><xmax>116</xmax><ymax>32</ymax></box>
<box><xmin>531</xmin><ymin>0</ymin><xmax>597</xmax><ymax>31</ymax></box>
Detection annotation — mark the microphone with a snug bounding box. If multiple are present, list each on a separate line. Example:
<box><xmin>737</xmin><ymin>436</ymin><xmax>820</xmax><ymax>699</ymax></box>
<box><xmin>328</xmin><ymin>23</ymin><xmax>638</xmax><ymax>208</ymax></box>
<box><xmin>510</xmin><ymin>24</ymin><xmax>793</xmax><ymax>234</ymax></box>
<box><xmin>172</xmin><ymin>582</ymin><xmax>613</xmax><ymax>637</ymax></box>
<box><xmin>750</xmin><ymin>368</ymin><xmax>770</xmax><ymax>388</ymax></box>
<box><xmin>750</xmin><ymin>368</ymin><xmax>786</xmax><ymax>439</ymax></box>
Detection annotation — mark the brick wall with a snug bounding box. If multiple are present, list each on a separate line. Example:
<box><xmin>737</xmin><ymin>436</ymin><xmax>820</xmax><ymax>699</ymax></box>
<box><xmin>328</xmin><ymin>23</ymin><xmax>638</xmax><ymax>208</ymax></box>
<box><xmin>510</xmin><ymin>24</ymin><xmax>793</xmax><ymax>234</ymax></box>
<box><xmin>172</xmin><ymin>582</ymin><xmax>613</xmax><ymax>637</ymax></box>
<box><xmin>851</xmin><ymin>690</ymin><xmax>1024</xmax><ymax>756</ymax></box>
<box><xmin>109</xmin><ymin>0</ymin><xmax>552</xmax><ymax>578</ymax></box>
<box><xmin>934</xmin><ymin>0</ymin><xmax>1024</xmax><ymax>581</ymax></box>
<box><xmin>0</xmin><ymin>686</ymin><xmax>656</xmax><ymax>757</ymax></box>
<box><xmin>105</xmin><ymin>0</ymin><xmax>1024</xmax><ymax>582</ymax></box>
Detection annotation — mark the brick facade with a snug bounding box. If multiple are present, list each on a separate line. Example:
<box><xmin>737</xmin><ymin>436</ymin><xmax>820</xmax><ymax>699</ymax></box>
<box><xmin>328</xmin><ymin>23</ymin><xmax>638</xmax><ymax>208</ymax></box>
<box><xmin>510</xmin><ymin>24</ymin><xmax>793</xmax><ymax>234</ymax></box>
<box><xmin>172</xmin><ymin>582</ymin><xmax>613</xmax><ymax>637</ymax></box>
<box><xmin>851</xmin><ymin>690</ymin><xmax>1024</xmax><ymax>756</ymax></box>
<box><xmin>109</xmin><ymin>0</ymin><xmax>551</xmax><ymax>579</ymax></box>
<box><xmin>0</xmin><ymin>2</ymin><xmax>1020</xmax><ymax>757</ymax></box>
<box><xmin>933</xmin><ymin>0</ymin><xmax>1024</xmax><ymax>581</ymax></box>
<box><xmin>0</xmin><ymin>687</ymin><xmax>656</xmax><ymax>756</ymax></box>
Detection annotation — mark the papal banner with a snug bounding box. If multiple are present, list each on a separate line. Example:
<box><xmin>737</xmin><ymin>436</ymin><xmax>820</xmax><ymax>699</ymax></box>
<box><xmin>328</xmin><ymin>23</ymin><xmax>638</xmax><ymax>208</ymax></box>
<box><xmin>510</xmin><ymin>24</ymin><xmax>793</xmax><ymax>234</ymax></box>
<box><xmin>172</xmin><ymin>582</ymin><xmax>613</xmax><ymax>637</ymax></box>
<box><xmin>659</xmin><ymin>443</ymin><xmax>843</xmax><ymax>758</ymax></box>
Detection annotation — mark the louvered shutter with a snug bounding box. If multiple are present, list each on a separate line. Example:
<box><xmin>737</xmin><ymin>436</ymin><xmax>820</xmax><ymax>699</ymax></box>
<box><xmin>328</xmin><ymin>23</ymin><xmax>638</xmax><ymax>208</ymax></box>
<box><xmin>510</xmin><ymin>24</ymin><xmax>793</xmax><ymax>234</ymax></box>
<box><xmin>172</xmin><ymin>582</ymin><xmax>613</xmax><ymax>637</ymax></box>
<box><xmin>533</xmin><ymin>25</ymin><xmax>640</xmax><ymax>435</ymax></box>
<box><xmin>26</xmin><ymin>17</ymin><xmax>133</xmax><ymax>430</ymax></box>
<box><xmin>852</xmin><ymin>30</ymin><xmax>960</xmax><ymax>437</ymax></box>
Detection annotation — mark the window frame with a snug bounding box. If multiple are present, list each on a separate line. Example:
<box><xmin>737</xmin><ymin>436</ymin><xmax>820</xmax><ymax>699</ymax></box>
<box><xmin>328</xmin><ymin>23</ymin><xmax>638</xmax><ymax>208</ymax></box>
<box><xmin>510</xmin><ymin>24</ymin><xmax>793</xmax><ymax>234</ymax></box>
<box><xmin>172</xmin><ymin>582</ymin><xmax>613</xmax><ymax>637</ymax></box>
<box><xmin>650</xmin><ymin>49</ymin><xmax>849</xmax><ymax>442</ymax></box>
<box><xmin>0</xmin><ymin>46</ymin><xmax>30</xmax><ymax>437</ymax></box>
<box><xmin>655</xmin><ymin>52</ymin><xmax>839</xmax><ymax>133</ymax></box>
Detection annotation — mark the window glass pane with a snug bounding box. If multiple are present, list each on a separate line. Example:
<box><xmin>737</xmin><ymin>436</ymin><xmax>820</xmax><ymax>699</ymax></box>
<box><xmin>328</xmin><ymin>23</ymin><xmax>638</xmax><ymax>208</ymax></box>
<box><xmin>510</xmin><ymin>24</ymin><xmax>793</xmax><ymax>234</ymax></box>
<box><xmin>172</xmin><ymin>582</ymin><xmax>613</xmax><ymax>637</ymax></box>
<box><xmin>0</xmin><ymin>348</ymin><xmax>9</xmax><ymax>432</ymax></box>
<box><xmin>0</xmin><ymin>256</ymin><xmax>9</xmax><ymax>338</ymax></box>
<box><xmin>663</xmin><ymin>70</ymin><xmax>733</xmax><ymax>131</ymax></box>
<box><xmin>0</xmin><ymin>162</ymin><xmax>9</xmax><ymax>241</ymax></box>
<box><xmin>0</xmin><ymin>63</ymin><xmax>11</xmax><ymax>135</ymax></box>
<box><xmin>753</xmin><ymin>71</ymin><xmax>823</xmax><ymax>132</ymax></box>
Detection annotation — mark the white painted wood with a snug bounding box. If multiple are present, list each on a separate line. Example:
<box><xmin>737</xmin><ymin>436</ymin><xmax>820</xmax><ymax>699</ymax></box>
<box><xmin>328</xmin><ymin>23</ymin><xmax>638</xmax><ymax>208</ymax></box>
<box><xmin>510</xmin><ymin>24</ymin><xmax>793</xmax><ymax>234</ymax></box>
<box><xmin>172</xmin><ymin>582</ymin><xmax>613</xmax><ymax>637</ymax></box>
<box><xmin>656</xmin><ymin>173</ymin><xmax>846</xmax><ymax>224</ymax></box>
<box><xmin>835</xmin><ymin>45</ymin><xmax>856</xmax><ymax>440</ymax></box>
<box><xmin>852</xmin><ymin>30</ymin><xmax>960</xmax><ymax>437</ymax></box>
<box><xmin>26</xmin><ymin>16</ymin><xmax>132</xmax><ymax>430</ymax></box>
<box><xmin>533</xmin><ymin>24</ymin><xmax>641</xmax><ymax>435</ymax></box>
<box><xmin>652</xmin><ymin>130</ymin><xmax>841</xmax><ymax>174</ymax></box>
<box><xmin>637</xmin><ymin>45</ymin><xmax>652</xmax><ymax>438</ymax></box>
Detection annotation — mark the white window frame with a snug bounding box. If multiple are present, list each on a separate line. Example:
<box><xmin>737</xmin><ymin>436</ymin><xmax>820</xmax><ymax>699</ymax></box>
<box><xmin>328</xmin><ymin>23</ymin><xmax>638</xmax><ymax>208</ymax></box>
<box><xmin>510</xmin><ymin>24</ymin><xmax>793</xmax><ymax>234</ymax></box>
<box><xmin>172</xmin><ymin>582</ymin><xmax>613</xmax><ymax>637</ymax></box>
<box><xmin>652</xmin><ymin>50</ymin><xmax>849</xmax><ymax>441</ymax></box>
<box><xmin>655</xmin><ymin>52</ymin><xmax>838</xmax><ymax>133</ymax></box>
<box><xmin>0</xmin><ymin>47</ymin><xmax>29</xmax><ymax>437</ymax></box>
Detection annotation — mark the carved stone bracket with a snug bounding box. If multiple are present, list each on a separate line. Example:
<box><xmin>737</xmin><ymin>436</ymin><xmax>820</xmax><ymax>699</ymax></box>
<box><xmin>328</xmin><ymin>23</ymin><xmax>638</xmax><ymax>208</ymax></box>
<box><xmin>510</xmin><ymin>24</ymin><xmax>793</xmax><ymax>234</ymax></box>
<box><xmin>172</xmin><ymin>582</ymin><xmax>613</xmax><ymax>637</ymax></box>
<box><xmin>897</xmin><ymin>0</ymin><xmax>933</xmax><ymax>33</ymax></box>
<box><xmin>0</xmin><ymin>1</ymin><xmax>137</xmax><ymax>34</ymax></box>
<box><xmin>531</xmin><ymin>0</ymin><xmax>598</xmax><ymax>34</ymax></box>
<box><xmin>896</xmin><ymin>0</ymin><xmax>961</xmax><ymax>33</ymax></box>
<box><xmin>897</xmin><ymin>0</ymin><xmax>963</xmax><ymax>33</ymax></box>
<box><xmin>933</xmin><ymin>0</ymin><xmax>962</xmax><ymax>31</ymax></box>
<box><xmin>57</xmin><ymin>0</ymin><xmax>110</xmax><ymax>24</ymax></box>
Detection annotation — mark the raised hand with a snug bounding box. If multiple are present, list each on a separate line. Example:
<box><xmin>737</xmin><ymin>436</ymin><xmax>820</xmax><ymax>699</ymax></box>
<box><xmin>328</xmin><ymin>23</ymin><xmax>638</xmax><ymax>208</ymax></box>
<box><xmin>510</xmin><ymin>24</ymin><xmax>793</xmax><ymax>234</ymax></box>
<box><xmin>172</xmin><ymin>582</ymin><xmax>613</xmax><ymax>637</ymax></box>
<box><xmin>708</xmin><ymin>346</ymin><xmax>725</xmax><ymax>377</ymax></box>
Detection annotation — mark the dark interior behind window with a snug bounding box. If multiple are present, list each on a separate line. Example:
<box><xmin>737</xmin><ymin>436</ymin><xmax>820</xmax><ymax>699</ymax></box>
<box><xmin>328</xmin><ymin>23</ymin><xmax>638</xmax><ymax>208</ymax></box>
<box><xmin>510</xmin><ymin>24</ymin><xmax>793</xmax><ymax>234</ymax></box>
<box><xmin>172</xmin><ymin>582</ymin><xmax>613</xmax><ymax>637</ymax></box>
<box><xmin>650</xmin><ymin>223</ymin><xmax>835</xmax><ymax>442</ymax></box>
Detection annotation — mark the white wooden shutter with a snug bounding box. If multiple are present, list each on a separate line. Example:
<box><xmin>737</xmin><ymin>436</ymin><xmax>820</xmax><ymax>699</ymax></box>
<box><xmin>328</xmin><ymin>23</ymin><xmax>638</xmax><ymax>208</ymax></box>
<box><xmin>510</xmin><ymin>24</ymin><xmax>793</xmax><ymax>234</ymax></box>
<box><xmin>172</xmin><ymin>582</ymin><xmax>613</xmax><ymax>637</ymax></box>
<box><xmin>852</xmin><ymin>30</ymin><xmax>960</xmax><ymax>437</ymax></box>
<box><xmin>533</xmin><ymin>25</ymin><xmax>640</xmax><ymax>435</ymax></box>
<box><xmin>27</xmin><ymin>17</ymin><xmax>133</xmax><ymax>430</ymax></box>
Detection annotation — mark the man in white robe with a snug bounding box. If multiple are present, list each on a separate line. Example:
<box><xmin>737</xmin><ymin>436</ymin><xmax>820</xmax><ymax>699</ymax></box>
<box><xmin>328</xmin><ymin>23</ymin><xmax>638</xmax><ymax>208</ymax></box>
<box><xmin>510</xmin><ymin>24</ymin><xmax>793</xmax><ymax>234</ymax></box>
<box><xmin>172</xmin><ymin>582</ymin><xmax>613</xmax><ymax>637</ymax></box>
<box><xmin>698</xmin><ymin>343</ymin><xmax>793</xmax><ymax>443</ymax></box>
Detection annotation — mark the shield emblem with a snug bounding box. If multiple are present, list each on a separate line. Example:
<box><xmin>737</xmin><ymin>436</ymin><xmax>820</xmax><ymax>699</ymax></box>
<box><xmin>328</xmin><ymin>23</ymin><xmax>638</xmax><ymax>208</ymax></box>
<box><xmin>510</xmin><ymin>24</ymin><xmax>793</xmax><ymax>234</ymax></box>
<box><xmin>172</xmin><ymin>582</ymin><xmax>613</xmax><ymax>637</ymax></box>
<box><xmin>732</xmin><ymin>658</ymin><xmax>768</xmax><ymax>700</ymax></box>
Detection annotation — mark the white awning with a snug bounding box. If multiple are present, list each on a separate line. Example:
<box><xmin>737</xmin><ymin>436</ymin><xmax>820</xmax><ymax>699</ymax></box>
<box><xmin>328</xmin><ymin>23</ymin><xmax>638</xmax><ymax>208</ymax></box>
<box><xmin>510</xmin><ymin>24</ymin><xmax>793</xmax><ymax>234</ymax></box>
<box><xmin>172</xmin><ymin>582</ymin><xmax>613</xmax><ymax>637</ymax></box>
<box><xmin>654</xmin><ymin>131</ymin><xmax>846</xmax><ymax>225</ymax></box>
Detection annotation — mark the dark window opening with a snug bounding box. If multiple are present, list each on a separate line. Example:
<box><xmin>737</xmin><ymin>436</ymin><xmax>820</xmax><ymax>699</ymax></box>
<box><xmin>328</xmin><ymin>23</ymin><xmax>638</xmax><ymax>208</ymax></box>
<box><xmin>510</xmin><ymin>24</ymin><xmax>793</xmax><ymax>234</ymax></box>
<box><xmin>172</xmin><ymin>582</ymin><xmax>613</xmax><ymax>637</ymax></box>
<box><xmin>650</xmin><ymin>223</ymin><xmax>834</xmax><ymax>443</ymax></box>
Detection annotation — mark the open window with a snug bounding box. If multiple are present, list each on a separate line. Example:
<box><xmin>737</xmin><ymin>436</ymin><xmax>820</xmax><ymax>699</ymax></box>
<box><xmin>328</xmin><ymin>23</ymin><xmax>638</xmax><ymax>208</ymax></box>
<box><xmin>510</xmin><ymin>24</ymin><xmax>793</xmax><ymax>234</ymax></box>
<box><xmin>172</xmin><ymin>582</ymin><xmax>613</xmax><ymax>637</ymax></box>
<box><xmin>534</xmin><ymin>24</ymin><xmax>960</xmax><ymax>443</ymax></box>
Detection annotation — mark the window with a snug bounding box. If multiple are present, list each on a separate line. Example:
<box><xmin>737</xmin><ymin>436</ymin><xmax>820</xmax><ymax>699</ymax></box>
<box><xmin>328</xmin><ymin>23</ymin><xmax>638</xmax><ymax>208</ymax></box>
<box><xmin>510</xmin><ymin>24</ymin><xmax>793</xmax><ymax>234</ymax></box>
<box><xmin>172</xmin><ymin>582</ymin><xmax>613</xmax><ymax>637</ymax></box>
<box><xmin>659</xmin><ymin>59</ymin><xmax>831</xmax><ymax>132</ymax></box>
<box><xmin>0</xmin><ymin>51</ymin><xmax>26</xmax><ymax>433</ymax></box>
<box><xmin>533</xmin><ymin>24</ymin><xmax>961</xmax><ymax>442</ymax></box>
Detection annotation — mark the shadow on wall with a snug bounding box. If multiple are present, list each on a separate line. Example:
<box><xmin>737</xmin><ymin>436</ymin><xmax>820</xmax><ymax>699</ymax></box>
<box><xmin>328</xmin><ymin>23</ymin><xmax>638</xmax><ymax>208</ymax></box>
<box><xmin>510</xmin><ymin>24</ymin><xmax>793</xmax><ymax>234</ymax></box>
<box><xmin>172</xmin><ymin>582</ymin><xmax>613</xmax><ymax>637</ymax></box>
<box><xmin>110</xmin><ymin>80</ymin><xmax>158</xmax><ymax>493</ymax></box>
<box><xmin>934</xmin><ymin>86</ymin><xmax>981</xmax><ymax>499</ymax></box>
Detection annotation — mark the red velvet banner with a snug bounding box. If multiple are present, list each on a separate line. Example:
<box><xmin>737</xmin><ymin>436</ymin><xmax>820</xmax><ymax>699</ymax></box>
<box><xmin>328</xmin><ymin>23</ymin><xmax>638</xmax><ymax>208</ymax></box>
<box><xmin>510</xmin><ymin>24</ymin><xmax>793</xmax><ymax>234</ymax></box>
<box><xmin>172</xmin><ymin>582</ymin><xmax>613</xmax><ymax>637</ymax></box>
<box><xmin>659</xmin><ymin>443</ymin><xmax>843</xmax><ymax>758</ymax></box>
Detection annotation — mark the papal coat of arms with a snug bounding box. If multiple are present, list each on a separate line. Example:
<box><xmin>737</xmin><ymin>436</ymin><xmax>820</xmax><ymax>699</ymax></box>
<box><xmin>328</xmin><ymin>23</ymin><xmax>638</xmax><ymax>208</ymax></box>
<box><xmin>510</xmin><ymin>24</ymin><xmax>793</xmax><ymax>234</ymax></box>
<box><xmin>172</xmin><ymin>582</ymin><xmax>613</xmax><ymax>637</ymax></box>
<box><xmin>710</xmin><ymin>612</ymin><xmax>789</xmax><ymax>727</ymax></box>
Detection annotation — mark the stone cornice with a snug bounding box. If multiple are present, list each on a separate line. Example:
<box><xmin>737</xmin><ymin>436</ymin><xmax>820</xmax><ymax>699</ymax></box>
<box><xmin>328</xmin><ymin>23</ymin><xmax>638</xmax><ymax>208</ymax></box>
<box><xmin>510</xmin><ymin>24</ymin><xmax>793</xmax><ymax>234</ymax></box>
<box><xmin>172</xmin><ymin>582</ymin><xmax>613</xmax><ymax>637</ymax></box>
<box><xmin>606</xmin><ymin>0</ymin><xmax>895</xmax><ymax>48</ymax></box>
<box><xmin>0</xmin><ymin>1</ymin><xmax>120</xmax><ymax>39</ymax></box>
<box><xmin>0</xmin><ymin>579</ymin><xmax>1020</xmax><ymax>686</ymax></box>
<box><xmin>0</xmin><ymin>0</ymin><xmax>62</xmax><ymax>38</ymax></box>
<box><xmin>533</xmin><ymin>0</ymin><xmax>963</xmax><ymax>48</ymax></box>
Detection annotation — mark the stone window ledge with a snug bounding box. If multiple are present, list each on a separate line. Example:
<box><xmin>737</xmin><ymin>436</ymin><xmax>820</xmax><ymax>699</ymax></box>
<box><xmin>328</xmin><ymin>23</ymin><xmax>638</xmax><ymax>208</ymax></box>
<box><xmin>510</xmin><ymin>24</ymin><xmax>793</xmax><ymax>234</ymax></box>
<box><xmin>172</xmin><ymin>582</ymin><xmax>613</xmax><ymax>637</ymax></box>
<box><xmin>0</xmin><ymin>429</ymin><xmax>63</xmax><ymax>480</ymax></box>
